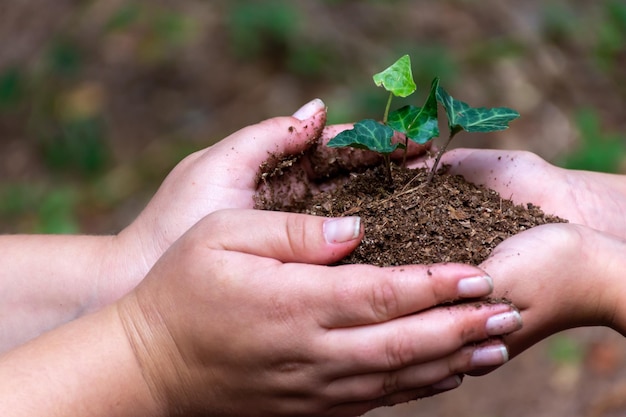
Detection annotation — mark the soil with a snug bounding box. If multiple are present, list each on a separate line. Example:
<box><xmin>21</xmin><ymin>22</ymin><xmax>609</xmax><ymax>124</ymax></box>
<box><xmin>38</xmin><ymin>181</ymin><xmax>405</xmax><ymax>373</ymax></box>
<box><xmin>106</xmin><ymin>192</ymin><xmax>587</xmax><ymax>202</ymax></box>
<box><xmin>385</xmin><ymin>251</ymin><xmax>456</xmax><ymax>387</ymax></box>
<box><xmin>255</xmin><ymin>155</ymin><xmax>566</xmax><ymax>267</ymax></box>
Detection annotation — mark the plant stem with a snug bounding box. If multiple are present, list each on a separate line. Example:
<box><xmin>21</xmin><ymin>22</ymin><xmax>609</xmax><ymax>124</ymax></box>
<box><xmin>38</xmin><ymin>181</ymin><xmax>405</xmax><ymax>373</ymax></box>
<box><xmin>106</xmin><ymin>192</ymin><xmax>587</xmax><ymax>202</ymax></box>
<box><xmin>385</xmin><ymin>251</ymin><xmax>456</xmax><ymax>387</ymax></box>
<box><xmin>401</xmin><ymin>136</ymin><xmax>408</xmax><ymax>168</ymax></box>
<box><xmin>426</xmin><ymin>127</ymin><xmax>461</xmax><ymax>184</ymax></box>
<box><xmin>383</xmin><ymin>154</ymin><xmax>393</xmax><ymax>186</ymax></box>
<box><xmin>382</xmin><ymin>92</ymin><xmax>397</xmax><ymax>180</ymax></box>
<box><xmin>382</xmin><ymin>91</ymin><xmax>393</xmax><ymax>124</ymax></box>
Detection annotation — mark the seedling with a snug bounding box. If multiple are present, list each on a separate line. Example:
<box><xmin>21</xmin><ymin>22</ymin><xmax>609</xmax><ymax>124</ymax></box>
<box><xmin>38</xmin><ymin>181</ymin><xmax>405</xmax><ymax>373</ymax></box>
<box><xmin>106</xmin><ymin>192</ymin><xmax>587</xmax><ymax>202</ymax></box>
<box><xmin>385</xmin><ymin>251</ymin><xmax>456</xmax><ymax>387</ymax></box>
<box><xmin>327</xmin><ymin>54</ymin><xmax>520</xmax><ymax>184</ymax></box>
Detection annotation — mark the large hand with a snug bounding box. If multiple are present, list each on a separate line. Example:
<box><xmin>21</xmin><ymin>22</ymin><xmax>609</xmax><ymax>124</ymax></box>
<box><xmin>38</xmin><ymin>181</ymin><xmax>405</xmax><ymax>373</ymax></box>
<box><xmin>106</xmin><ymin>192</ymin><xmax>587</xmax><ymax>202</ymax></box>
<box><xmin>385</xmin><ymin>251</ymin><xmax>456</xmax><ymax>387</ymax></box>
<box><xmin>477</xmin><ymin>222</ymin><xmax>626</xmax><ymax>365</ymax></box>
<box><xmin>118</xmin><ymin>209</ymin><xmax>519</xmax><ymax>417</ymax></box>
<box><xmin>428</xmin><ymin>148</ymin><xmax>626</xmax><ymax>237</ymax></box>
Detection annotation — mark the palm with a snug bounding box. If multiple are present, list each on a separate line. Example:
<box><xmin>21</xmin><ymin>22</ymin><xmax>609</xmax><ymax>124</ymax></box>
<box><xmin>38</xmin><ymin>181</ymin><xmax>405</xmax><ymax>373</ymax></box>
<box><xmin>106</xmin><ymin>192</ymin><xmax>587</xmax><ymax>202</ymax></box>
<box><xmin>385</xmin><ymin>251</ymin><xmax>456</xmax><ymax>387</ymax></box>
<box><xmin>437</xmin><ymin>148</ymin><xmax>626</xmax><ymax>238</ymax></box>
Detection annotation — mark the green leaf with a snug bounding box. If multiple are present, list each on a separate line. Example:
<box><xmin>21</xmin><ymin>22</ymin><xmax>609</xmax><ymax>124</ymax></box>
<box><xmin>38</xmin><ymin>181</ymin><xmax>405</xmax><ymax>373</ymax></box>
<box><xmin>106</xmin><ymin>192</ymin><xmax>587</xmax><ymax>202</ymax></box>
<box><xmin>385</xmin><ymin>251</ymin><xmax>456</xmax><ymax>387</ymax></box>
<box><xmin>388</xmin><ymin>77</ymin><xmax>440</xmax><ymax>144</ymax></box>
<box><xmin>327</xmin><ymin>119</ymin><xmax>398</xmax><ymax>154</ymax></box>
<box><xmin>436</xmin><ymin>86</ymin><xmax>520</xmax><ymax>133</ymax></box>
<box><xmin>372</xmin><ymin>55</ymin><xmax>417</xmax><ymax>98</ymax></box>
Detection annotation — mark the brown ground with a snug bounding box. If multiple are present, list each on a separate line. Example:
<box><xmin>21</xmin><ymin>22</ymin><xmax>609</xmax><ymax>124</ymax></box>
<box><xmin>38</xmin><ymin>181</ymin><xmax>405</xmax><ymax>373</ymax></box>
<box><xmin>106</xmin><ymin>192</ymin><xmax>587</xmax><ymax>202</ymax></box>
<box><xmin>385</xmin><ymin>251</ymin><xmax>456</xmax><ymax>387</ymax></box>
<box><xmin>1</xmin><ymin>1</ymin><xmax>626</xmax><ymax>416</ymax></box>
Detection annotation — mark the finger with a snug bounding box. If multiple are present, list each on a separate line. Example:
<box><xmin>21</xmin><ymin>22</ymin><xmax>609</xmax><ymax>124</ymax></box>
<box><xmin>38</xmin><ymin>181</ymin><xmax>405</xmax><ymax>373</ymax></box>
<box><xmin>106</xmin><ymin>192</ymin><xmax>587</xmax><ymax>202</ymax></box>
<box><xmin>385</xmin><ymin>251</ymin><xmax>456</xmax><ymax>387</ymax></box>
<box><xmin>197</xmin><ymin>209</ymin><xmax>495</xmax><ymax>322</ymax></box>
<box><xmin>311</xmin><ymin>262</ymin><xmax>494</xmax><ymax>328</ymax></box>
<box><xmin>200</xmin><ymin>209</ymin><xmax>364</xmax><ymax>264</ymax></box>
<box><xmin>208</xmin><ymin>98</ymin><xmax>327</xmax><ymax>185</ymax></box>
<box><xmin>328</xmin><ymin>339</ymin><xmax>507</xmax><ymax>404</ymax></box>
<box><xmin>324</xmin><ymin>301</ymin><xmax>520</xmax><ymax>374</ymax></box>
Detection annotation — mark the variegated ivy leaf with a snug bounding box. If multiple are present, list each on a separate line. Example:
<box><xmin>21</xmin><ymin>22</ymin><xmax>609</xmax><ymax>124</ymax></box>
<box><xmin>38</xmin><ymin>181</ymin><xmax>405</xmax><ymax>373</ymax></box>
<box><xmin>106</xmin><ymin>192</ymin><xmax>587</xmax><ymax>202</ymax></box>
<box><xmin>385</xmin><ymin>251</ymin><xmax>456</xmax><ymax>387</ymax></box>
<box><xmin>372</xmin><ymin>54</ymin><xmax>417</xmax><ymax>98</ymax></box>
<box><xmin>436</xmin><ymin>86</ymin><xmax>520</xmax><ymax>133</ymax></box>
<box><xmin>327</xmin><ymin>119</ymin><xmax>399</xmax><ymax>154</ymax></box>
<box><xmin>387</xmin><ymin>77</ymin><xmax>440</xmax><ymax>144</ymax></box>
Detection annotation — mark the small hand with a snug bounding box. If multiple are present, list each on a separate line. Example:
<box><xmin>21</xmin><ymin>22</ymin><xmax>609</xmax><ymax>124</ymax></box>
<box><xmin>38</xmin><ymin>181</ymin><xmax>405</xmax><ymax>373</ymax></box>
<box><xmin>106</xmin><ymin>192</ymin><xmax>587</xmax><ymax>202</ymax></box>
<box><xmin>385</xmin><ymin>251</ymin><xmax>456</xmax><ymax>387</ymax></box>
<box><xmin>475</xmin><ymin>222</ymin><xmax>626</xmax><ymax>371</ymax></box>
<box><xmin>431</xmin><ymin>148</ymin><xmax>626</xmax><ymax>237</ymax></box>
<box><xmin>118</xmin><ymin>209</ymin><xmax>518</xmax><ymax>416</ymax></box>
<box><xmin>106</xmin><ymin>100</ymin><xmax>426</xmax><ymax>306</ymax></box>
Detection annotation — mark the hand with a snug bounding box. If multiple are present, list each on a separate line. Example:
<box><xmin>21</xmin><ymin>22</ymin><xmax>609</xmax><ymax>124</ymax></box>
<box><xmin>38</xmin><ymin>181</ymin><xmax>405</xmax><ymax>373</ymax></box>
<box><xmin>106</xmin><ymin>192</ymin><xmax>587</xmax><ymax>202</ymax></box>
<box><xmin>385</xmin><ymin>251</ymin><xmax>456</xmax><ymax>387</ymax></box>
<box><xmin>475</xmin><ymin>222</ymin><xmax>626</xmax><ymax>370</ymax></box>
<box><xmin>103</xmin><ymin>100</ymin><xmax>426</xmax><ymax>307</ymax></box>
<box><xmin>118</xmin><ymin>209</ymin><xmax>519</xmax><ymax>416</ymax></box>
<box><xmin>430</xmin><ymin>148</ymin><xmax>626</xmax><ymax>237</ymax></box>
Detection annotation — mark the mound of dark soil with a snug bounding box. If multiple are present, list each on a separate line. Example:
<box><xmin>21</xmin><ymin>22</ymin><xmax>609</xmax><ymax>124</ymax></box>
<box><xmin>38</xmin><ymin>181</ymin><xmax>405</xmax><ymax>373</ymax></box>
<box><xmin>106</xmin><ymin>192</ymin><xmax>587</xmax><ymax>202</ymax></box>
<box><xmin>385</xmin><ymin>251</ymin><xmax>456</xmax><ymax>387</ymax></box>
<box><xmin>256</xmin><ymin>163</ymin><xmax>566</xmax><ymax>266</ymax></box>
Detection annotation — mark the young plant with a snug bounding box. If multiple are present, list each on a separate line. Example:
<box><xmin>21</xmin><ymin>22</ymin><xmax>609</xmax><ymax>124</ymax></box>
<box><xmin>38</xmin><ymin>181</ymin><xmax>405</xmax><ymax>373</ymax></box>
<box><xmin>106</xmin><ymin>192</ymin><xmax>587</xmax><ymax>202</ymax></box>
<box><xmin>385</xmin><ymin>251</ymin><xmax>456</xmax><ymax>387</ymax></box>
<box><xmin>327</xmin><ymin>55</ymin><xmax>421</xmax><ymax>183</ymax></box>
<box><xmin>327</xmin><ymin>54</ymin><xmax>520</xmax><ymax>185</ymax></box>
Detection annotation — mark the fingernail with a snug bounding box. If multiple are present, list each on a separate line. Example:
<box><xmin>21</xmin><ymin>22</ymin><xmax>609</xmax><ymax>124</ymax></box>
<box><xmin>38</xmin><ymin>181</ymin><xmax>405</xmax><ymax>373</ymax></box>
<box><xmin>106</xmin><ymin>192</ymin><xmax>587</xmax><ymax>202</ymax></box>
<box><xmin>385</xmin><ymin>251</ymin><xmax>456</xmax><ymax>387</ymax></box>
<box><xmin>471</xmin><ymin>344</ymin><xmax>509</xmax><ymax>367</ymax></box>
<box><xmin>486</xmin><ymin>310</ymin><xmax>523</xmax><ymax>335</ymax></box>
<box><xmin>292</xmin><ymin>98</ymin><xmax>325</xmax><ymax>120</ymax></box>
<box><xmin>432</xmin><ymin>375</ymin><xmax>462</xmax><ymax>390</ymax></box>
<box><xmin>457</xmin><ymin>275</ymin><xmax>493</xmax><ymax>298</ymax></box>
<box><xmin>323</xmin><ymin>217</ymin><xmax>361</xmax><ymax>244</ymax></box>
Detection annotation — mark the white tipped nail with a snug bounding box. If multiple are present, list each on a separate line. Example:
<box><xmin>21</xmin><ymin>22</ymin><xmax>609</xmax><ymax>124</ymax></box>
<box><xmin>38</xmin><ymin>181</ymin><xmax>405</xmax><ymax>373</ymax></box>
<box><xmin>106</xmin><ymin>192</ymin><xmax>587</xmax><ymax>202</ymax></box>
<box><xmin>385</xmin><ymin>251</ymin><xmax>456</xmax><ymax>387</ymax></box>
<box><xmin>471</xmin><ymin>344</ymin><xmax>509</xmax><ymax>367</ymax></box>
<box><xmin>457</xmin><ymin>275</ymin><xmax>494</xmax><ymax>298</ymax></box>
<box><xmin>323</xmin><ymin>217</ymin><xmax>361</xmax><ymax>244</ymax></box>
<box><xmin>292</xmin><ymin>98</ymin><xmax>325</xmax><ymax>120</ymax></box>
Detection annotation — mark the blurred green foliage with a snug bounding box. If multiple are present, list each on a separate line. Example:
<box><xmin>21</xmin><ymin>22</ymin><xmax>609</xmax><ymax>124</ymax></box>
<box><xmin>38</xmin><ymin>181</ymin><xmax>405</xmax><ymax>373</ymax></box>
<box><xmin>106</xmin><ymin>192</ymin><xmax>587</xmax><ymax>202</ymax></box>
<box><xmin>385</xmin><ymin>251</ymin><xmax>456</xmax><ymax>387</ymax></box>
<box><xmin>227</xmin><ymin>0</ymin><xmax>337</xmax><ymax>79</ymax></box>
<box><xmin>0</xmin><ymin>0</ymin><xmax>624</xmax><ymax>234</ymax></box>
<box><xmin>0</xmin><ymin>184</ymin><xmax>79</xmax><ymax>234</ymax></box>
<box><xmin>228</xmin><ymin>0</ymin><xmax>299</xmax><ymax>59</ymax></box>
<box><xmin>561</xmin><ymin>108</ymin><xmax>626</xmax><ymax>173</ymax></box>
<box><xmin>594</xmin><ymin>0</ymin><xmax>626</xmax><ymax>73</ymax></box>
<box><xmin>0</xmin><ymin>68</ymin><xmax>24</xmax><ymax>109</ymax></box>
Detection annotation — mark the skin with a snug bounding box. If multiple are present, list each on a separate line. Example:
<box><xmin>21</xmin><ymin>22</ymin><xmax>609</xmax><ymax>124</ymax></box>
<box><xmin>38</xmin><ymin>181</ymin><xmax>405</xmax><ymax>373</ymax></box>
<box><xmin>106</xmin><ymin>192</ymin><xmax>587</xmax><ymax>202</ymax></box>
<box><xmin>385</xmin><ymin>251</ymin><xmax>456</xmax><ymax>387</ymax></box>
<box><xmin>0</xmin><ymin>103</ymin><xmax>518</xmax><ymax>415</ymax></box>
<box><xmin>0</xmin><ymin>209</ymin><xmax>518</xmax><ymax>417</ymax></box>
<box><xmin>0</xmin><ymin>99</ymin><xmax>417</xmax><ymax>351</ymax></box>
<box><xmin>430</xmin><ymin>148</ymin><xmax>626</xmax><ymax>359</ymax></box>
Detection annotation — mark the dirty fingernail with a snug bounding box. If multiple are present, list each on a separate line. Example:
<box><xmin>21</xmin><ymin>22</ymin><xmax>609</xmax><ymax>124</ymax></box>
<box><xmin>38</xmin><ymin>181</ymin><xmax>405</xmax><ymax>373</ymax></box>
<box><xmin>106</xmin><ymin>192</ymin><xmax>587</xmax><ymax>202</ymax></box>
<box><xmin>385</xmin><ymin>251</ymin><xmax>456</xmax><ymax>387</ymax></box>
<box><xmin>323</xmin><ymin>217</ymin><xmax>361</xmax><ymax>244</ymax></box>
<box><xmin>457</xmin><ymin>275</ymin><xmax>493</xmax><ymax>298</ymax></box>
<box><xmin>471</xmin><ymin>344</ymin><xmax>509</xmax><ymax>367</ymax></box>
<box><xmin>292</xmin><ymin>98</ymin><xmax>325</xmax><ymax>120</ymax></box>
<box><xmin>486</xmin><ymin>310</ymin><xmax>523</xmax><ymax>335</ymax></box>
<box><xmin>432</xmin><ymin>375</ymin><xmax>462</xmax><ymax>390</ymax></box>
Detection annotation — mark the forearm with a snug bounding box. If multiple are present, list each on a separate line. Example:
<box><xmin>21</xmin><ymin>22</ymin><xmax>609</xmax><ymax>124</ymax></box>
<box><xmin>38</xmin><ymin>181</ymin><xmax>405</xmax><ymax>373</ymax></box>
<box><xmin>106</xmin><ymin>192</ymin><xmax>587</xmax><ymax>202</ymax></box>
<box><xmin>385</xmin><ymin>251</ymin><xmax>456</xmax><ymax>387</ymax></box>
<box><xmin>0</xmin><ymin>234</ymin><xmax>135</xmax><ymax>352</ymax></box>
<box><xmin>0</xmin><ymin>303</ymin><xmax>160</xmax><ymax>417</ymax></box>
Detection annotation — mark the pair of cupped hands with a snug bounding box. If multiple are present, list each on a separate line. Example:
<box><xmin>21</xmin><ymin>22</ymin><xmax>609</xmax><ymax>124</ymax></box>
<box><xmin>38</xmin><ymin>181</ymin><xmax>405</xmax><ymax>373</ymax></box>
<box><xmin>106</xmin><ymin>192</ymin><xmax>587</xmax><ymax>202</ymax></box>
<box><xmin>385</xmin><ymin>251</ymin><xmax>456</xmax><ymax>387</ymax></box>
<box><xmin>105</xmin><ymin>99</ymin><xmax>626</xmax><ymax>416</ymax></box>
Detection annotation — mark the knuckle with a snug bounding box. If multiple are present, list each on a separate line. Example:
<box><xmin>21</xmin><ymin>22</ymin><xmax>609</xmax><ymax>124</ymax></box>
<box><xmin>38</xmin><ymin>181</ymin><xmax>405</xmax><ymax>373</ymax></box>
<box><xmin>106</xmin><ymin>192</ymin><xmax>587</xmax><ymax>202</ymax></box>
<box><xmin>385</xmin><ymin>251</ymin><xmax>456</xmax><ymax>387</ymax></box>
<box><xmin>421</xmin><ymin>266</ymin><xmax>452</xmax><ymax>305</ymax></box>
<box><xmin>384</xmin><ymin>330</ymin><xmax>414</xmax><ymax>370</ymax></box>
<box><xmin>447</xmin><ymin>308</ymin><xmax>482</xmax><ymax>343</ymax></box>
<box><xmin>370</xmin><ymin>278</ymin><xmax>401</xmax><ymax>322</ymax></box>
<box><xmin>284</xmin><ymin>213</ymin><xmax>310</xmax><ymax>255</ymax></box>
<box><xmin>380</xmin><ymin>371</ymin><xmax>401</xmax><ymax>397</ymax></box>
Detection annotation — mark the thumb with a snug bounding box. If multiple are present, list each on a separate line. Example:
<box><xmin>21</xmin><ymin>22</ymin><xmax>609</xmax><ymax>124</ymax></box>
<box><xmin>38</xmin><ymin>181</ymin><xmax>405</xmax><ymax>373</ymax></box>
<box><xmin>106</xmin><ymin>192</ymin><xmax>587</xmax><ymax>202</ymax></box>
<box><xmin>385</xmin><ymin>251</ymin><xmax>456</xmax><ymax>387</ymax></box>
<box><xmin>209</xmin><ymin>99</ymin><xmax>327</xmax><ymax>175</ymax></box>
<box><xmin>198</xmin><ymin>209</ymin><xmax>364</xmax><ymax>264</ymax></box>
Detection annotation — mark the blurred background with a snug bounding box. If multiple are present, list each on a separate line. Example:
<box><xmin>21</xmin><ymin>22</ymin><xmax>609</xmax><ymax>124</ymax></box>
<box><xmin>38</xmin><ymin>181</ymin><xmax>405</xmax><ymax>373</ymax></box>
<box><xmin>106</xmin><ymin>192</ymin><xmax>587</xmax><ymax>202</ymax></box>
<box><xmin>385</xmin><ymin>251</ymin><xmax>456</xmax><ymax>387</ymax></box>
<box><xmin>0</xmin><ymin>0</ymin><xmax>625</xmax><ymax>415</ymax></box>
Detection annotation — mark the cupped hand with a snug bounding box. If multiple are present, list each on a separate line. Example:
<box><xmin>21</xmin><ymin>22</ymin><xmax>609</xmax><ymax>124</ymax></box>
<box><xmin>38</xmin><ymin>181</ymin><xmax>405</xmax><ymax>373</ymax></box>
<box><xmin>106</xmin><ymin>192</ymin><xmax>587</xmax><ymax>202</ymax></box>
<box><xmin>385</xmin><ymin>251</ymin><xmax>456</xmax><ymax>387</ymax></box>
<box><xmin>105</xmin><ymin>100</ymin><xmax>426</xmax><ymax>306</ymax></box>
<box><xmin>118</xmin><ymin>209</ymin><xmax>519</xmax><ymax>417</ymax></box>
<box><xmin>429</xmin><ymin>148</ymin><xmax>626</xmax><ymax>237</ymax></box>
<box><xmin>477</xmin><ymin>222</ymin><xmax>626</xmax><ymax>365</ymax></box>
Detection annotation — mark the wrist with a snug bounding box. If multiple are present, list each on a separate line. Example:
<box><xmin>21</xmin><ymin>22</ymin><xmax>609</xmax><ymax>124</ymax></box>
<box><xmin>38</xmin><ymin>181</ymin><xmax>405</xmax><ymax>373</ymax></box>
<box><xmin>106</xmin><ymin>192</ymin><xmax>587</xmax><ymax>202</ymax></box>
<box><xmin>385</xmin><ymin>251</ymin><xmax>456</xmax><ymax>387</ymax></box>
<box><xmin>117</xmin><ymin>292</ymin><xmax>193</xmax><ymax>415</ymax></box>
<box><xmin>93</xmin><ymin>228</ymin><xmax>154</xmax><ymax>312</ymax></box>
